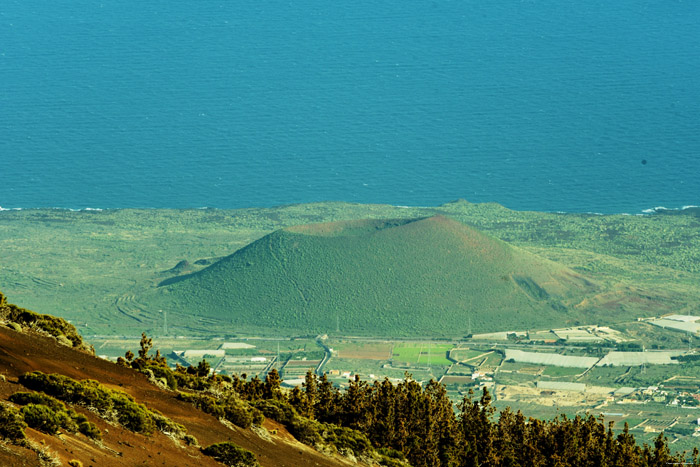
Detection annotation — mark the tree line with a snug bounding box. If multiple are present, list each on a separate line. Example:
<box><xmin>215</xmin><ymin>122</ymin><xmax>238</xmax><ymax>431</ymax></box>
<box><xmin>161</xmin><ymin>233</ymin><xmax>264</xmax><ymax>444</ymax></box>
<box><xmin>228</xmin><ymin>369</ymin><xmax>698</xmax><ymax>467</ymax></box>
<box><xmin>127</xmin><ymin>334</ymin><xmax>699</xmax><ymax>467</ymax></box>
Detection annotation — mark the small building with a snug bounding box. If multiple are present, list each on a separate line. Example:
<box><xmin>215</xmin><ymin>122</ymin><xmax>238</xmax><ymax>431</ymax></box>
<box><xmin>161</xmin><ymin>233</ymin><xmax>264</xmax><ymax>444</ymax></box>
<box><xmin>251</xmin><ymin>357</ymin><xmax>267</xmax><ymax>363</ymax></box>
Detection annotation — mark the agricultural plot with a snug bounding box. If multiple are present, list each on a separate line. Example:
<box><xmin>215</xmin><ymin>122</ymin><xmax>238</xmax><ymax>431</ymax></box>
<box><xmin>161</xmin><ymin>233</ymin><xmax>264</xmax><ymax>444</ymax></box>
<box><xmin>649</xmin><ymin>317</ymin><xmax>700</xmax><ymax>334</ymax></box>
<box><xmin>610</xmin><ymin>322</ymin><xmax>691</xmax><ymax>349</ymax></box>
<box><xmin>391</xmin><ymin>343</ymin><xmax>453</xmax><ymax>366</ymax></box>
<box><xmin>221</xmin><ymin>342</ymin><xmax>257</xmax><ymax>350</ymax></box>
<box><xmin>663</xmin><ymin>315</ymin><xmax>700</xmax><ymax>322</ymax></box>
<box><xmin>536</xmin><ymin>381</ymin><xmax>586</xmax><ymax>392</ymax></box>
<box><xmin>330</xmin><ymin>341</ymin><xmax>393</xmax><ymax>360</ymax></box>
<box><xmin>440</xmin><ymin>375</ymin><xmax>475</xmax><ymax>386</ymax></box>
<box><xmin>93</xmin><ymin>337</ymin><xmax>229</xmax><ymax>361</ymax></box>
<box><xmin>495</xmin><ymin>371</ymin><xmax>540</xmax><ymax>386</ymax></box>
<box><xmin>593</xmin><ymin>326</ymin><xmax>630</xmax><ymax>343</ymax></box>
<box><xmin>219</xmin><ymin>359</ymin><xmax>268</xmax><ymax>376</ymax></box>
<box><xmin>499</xmin><ymin>360</ymin><xmax>542</xmax><ymax>374</ymax></box>
<box><xmin>552</xmin><ymin>328</ymin><xmax>603</xmax><ymax>343</ymax></box>
<box><xmin>470</xmin><ymin>351</ymin><xmax>504</xmax><ymax>370</ymax></box>
<box><xmin>282</xmin><ymin>359</ymin><xmax>321</xmax><ymax>378</ymax></box>
<box><xmin>529</xmin><ymin>330</ymin><xmax>559</xmax><ymax>341</ymax></box>
<box><xmin>326</xmin><ymin>358</ymin><xmax>436</xmax><ymax>382</ymax></box>
<box><xmin>449</xmin><ymin>348</ymin><xmax>490</xmax><ymax>362</ymax></box>
<box><xmin>542</xmin><ymin>366</ymin><xmax>585</xmax><ymax>377</ymax></box>
<box><xmin>596</xmin><ymin>351</ymin><xmax>685</xmax><ymax>367</ymax></box>
<box><xmin>471</xmin><ymin>331</ymin><xmax>527</xmax><ymax>341</ymax></box>
<box><xmin>581</xmin><ymin>366</ymin><xmax>632</xmax><ymax>384</ymax></box>
<box><xmin>505</xmin><ymin>349</ymin><xmax>599</xmax><ymax>368</ymax></box>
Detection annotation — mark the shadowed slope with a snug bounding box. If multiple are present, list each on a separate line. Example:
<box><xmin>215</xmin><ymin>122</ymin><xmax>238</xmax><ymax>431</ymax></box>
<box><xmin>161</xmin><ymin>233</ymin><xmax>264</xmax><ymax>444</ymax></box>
<box><xmin>151</xmin><ymin>216</ymin><xmax>598</xmax><ymax>336</ymax></box>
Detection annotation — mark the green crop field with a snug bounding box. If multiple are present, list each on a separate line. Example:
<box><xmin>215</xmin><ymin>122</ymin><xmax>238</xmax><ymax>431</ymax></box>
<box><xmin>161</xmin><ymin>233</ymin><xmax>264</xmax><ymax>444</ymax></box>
<box><xmin>392</xmin><ymin>343</ymin><xmax>453</xmax><ymax>366</ymax></box>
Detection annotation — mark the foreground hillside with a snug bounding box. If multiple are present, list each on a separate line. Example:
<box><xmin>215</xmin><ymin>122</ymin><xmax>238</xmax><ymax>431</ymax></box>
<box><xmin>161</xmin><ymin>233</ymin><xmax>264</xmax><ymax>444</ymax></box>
<box><xmin>0</xmin><ymin>293</ymin><xmax>696</xmax><ymax>467</ymax></box>
<box><xmin>0</xmin><ymin>294</ymin><xmax>365</xmax><ymax>467</ymax></box>
<box><xmin>152</xmin><ymin>216</ymin><xmax>607</xmax><ymax>336</ymax></box>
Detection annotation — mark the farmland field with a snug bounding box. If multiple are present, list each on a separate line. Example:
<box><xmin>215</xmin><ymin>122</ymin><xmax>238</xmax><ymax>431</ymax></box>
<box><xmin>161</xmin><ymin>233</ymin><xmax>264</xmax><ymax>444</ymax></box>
<box><xmin>542</xmin><ymin>366</ymin><xmax>585</xmax><ymax>377</ymax></box>
<box><xmin>392</xmin><ymin>343</ymin><xmax>453</xmax><ymax>366</ymax></box>
<box><xmin>450</xmin><ymin>348</ymin><xmax>489</xmax><ymax>362</ymax></box>
<box><xmin>330</xmin><ymin>341</ymin><xmax>393</xmax><ymax>360</ymax></box>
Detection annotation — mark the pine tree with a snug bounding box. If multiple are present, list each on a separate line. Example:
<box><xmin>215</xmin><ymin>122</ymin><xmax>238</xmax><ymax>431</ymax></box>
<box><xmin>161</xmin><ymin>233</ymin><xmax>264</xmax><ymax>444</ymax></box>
<box><xmin>138</xmin><ymin>332</ymin><xmax>152</xmax><ymax>359</ymax></box>
<box><xmin>340</xmin><ymin>374</ymin><xmax>370</xmax><ymax>430</ymax></box>
<box><xmin>301</xmin><ymin>370</ymin><xmax>317</xmax><ymax>418</ymax></box>
<box><xmin>315</xmin><ymin>373</ymin><xmax>339</xmax><ymax>423</ymax></box>
<box><xmin>263</xmin><ymin>369</ymin><xmax>282</xmax><ymax>399</ymax></box>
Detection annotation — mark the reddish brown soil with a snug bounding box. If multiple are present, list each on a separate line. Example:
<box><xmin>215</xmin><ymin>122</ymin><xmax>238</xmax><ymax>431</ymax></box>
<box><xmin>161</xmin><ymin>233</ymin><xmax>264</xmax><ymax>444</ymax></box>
<box><xmin>0</xmin><ymin>328</ymin><xmax>367</xmax><ymax>467</ymax></box>
<box><xmin>335</xmin><ymin>344</ymin><xmax>392</xmax><ymax>361</ymax></box>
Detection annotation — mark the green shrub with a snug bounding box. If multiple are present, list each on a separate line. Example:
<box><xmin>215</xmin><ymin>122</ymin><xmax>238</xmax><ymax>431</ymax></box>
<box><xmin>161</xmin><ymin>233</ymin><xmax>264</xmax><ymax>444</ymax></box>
<box><xmin>201</xmin><ymin>442</ymin><xmax>259</xmax><ymax>467</ymax></box>
<box><xmin>18</xmin><ymin>372</ymin><xmax>112</xmax><ymax>411</ymax></box>
<box><xmin>183</xmin><ymin>434</ymin><xmax>199</xmax><ymax>446</ymax></box>
<box><xmin>9</xmin><ymin>391</ymin><xmax>67</xmax><ymax>412</ymax></box>
<box><xmin>252</xmin><ymin>399</ymin><xmax>324</xmax><ymax>446</ymax></box>
<box><xmin>252</xmin><ymin>398</ymin><xmax>369</xmax><ymax>455</ymax></box>
<box><xmin>379</xmin><ymin>457</ymin><xmax>408</xmax><ymax>467</ymax></box>
<box><xmin>177</xmin><ymin>391</ymin><xmax>263</xmax><ymax>429</ymax></box>
<box><xmin>68</xmin><ymin>460</ymin><xmax>83</xmax><ymax>467</ymax></box>
<box><xmin>72</xmin><ymin>412</ymin><xmax>88</xmax><ymax>424</ymax></box>
<box><xmin>176</xmin><ymin>392</ymin><xmax>224</xmax><ymax>418</ymax></box>
<box><xmin>287</xmin><ymin>416</ymin><xmax>323</xmax><ymax>446</ymax></box>
<box><xmin>377</xmin><ymin>447</ymin><xmax>407</xmax><ymax>460</ymax></box>
<box><xmin>151</xmin><ymin>410</ymin><xmax>186</xmax><ymax>438</ymax></box>
<box><xmin>324</xmin><ymin>425</ymin><xmax>372</xmax><ymax>455</ymax></box>
<box><xmin>111</xmin><ymin>393</ymin><xmax>155</xmax><ymax>435</ymax></box>
<box><xmin>10</xmin><ymin>390</ymin><xmax>102</xmax><ymax>439</ymax></box>
<box><xmin>173</xmin><ymin>370</ymin><xmax>211</xmax><ymax>391</ymax></box>
<box><xmin>253</xmin><ymin>399</ymin><xmax>296</xmax><ymax>425</ymax></box>
<box><xmin>78</xmin><ymin>421</ymin><xmax>101</xmax><ymax>440</ymax></box>
<box><xmin>17</xmin><ymin>371</ymin><xmax>180</xmax><ymax>436</ymax></box>
<box><xmin>147</xmin><ymin>364</ymin><xmax>178</xmax><ymax>390</ymax></box>
<box><xmin>250</xmin><ymin>407</ymin><xmax>265</xmax><ymax>427</ymax></box>
<box><xmin>21</xmin><ymin>404</ymin><xmax>75</xmax><ymax>434</ymax></box>
<box><xmin>0</xmin><ymin>293</ymin><xmax>87</xmax><ymax>351</ymax></box>
<box><xmin>0</xmin><ymin>403</ymin><xmax>28</xmax><ymax>444</ymax></box>
<box><xmin>223</xmin><ymin>399</ymin><xmax>255</xmax><ymax>429</ymax></box>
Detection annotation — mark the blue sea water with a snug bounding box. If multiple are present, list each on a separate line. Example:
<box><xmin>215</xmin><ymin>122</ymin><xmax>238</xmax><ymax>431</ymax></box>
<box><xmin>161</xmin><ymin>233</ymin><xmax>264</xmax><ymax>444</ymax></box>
<box><xmin>0</xmin><ymin>0</ymin><xmax>698</xmax><ymax>213</ymax></box>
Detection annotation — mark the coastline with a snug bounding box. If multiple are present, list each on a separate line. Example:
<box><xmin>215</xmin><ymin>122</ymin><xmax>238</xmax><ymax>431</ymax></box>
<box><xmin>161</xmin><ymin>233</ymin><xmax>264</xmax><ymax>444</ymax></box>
<box><xmin>2</xmin><ymin>202</ymin><xmax>699</xmax><ymax>216</ymax></box>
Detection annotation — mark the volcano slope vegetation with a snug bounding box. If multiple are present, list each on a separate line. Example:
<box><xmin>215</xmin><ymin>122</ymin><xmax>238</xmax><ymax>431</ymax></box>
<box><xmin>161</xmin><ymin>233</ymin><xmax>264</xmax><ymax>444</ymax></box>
<box><xmin>149</xmin><ymin>216</ymin><xmax>605</xmax><ymax>336</ymax></box>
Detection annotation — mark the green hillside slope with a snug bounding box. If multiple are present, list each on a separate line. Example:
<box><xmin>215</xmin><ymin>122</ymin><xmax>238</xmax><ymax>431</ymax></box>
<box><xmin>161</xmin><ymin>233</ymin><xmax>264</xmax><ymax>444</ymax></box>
<box><xmin>148</xmin><ymin>216</ymin><xmax>599</xmax><ymax>336</ymax></box>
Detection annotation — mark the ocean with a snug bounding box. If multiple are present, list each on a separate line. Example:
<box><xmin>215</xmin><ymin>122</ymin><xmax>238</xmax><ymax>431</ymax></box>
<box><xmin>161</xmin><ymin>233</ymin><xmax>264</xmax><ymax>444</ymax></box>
<box><xmin>0</xmin><ymin>0</ymin><xmax>698</xmax><ymax>214</ymax></box>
